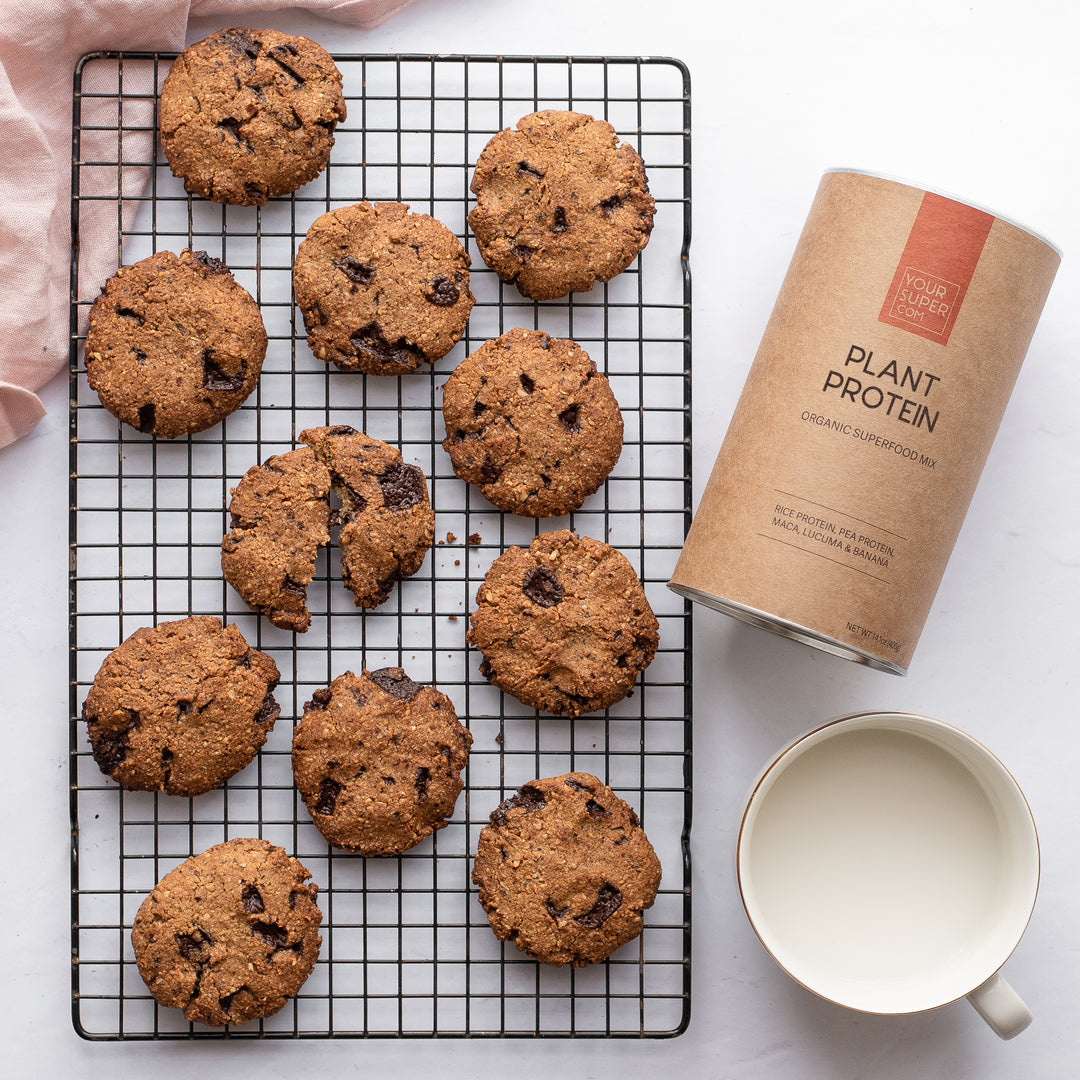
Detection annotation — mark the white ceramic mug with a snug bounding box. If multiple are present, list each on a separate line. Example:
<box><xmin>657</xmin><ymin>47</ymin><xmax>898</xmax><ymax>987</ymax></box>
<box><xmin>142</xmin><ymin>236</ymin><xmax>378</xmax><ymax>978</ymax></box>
<box><xmin>737</xmin><ymin>711</ymin><xmax>1039</xmax><ymax>1039</ymax></box>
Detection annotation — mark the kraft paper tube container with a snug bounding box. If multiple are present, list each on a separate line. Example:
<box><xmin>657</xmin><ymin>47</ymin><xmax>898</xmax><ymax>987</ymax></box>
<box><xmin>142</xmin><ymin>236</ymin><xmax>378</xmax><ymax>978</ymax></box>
<box><xmin>669</xmin><ymin>169</ymin><xmax>1060</xmax><ymax>674</ymax></box>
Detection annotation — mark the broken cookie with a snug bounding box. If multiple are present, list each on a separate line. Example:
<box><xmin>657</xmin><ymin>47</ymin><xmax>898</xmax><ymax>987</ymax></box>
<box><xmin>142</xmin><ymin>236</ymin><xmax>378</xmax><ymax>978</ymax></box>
<box><xmin>299</xmin><ymin>425</ymin><xmax>435</xmax><ymax>609</ymax></box>
<box><xmin>221</xmin><ymin>426</ymin><xmax>434</xmax><ymax>630</ymax></box>
<box><xmin>221</xmin><ymin>444</ymin><xmax>332</xmax><ymax>632</ymax></box>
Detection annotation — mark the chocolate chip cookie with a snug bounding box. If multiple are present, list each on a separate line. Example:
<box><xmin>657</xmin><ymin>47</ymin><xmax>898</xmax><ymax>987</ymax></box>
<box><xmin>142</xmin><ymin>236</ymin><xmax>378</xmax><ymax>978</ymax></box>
<box><xmin>159</xmin><ymin>27</ymin><xmax>346</xmax><ymax>205</ymax></box>
<box><xmin>472</xmin><ymin>773</ymin><xmax>661</xmax><ymax>966</ymax></box>
<box><xmin>82</xmin><ymin>616</ymin><xmax>280</xmax><ymax>797</ymax></box>
<box><xmin>300</xmin><ymin>425</ymin><xmax>435</xmax><ymax>608</ymax></box>
<box><xmin>292</xmin><ymin>201</ymin><xmax>475</xmax><ymax>374</ymax></box>
<box><xmin>84</xmin><ymin>249</ymin><xmax>267</xmax><ymax>438</ymax></box>
<box><xmin>221</xmin><ymin>427</ymin><xmax>434</xmax><ymax>629</ymax></box>
<box><xmin>467</xmin><ymin>530</ymin><xmax>659</xmax><ymax>717</ymax></box>
<box><xmin>292</xmin><ymin>668</ymin><xmax>472</xmax><ymax>855</ymax></box>
<box><xmin>441</xmin><ymin>328</ymin><xmax>623</xmax><ymax>516</ymax></box>
<box><xmin>221</xmin><ymin>444</ymin><xmax>332</xmax><ymax>633</ymax></box>
<box><xmin>468</xmin><ymin>110</ymin><xmax>655</xmax><ymax>301</ymax></box>
<box><xmin>131</xmin><ymin>838</ymin><xmax>322</xmax><ymax>1026</ymax></box>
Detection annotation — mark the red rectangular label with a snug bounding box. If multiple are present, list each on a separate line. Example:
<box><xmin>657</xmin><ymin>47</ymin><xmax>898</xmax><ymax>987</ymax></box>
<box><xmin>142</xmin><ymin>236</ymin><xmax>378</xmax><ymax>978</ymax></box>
<box><xmin>879</xmin><ymin>191</ymin><xmax>994</xmax><ymax>344</ymax></box>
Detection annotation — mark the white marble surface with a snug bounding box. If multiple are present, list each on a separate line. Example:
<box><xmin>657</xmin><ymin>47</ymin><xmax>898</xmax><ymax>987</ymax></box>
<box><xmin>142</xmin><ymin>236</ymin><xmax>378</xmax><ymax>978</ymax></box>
<box><xmin>4</xmin><ymin>0</ymin><xmax>1079</xmax><ymax>1075</ymax></box>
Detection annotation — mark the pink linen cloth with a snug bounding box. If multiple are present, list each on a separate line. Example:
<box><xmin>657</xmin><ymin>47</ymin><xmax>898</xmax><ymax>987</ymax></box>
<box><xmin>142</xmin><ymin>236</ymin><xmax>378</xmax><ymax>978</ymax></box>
<box><xmin>0</xmin><ymin>0</ymin><xmax>412</xmax><ymax>448</ymax></box>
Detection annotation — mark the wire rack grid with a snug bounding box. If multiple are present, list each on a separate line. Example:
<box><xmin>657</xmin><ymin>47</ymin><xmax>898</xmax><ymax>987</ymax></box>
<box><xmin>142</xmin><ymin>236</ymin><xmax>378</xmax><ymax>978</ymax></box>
<box><xmin>69</xmin><ymin>51</ymin><xmax>692</xmax><ymax>1040</ymax></box>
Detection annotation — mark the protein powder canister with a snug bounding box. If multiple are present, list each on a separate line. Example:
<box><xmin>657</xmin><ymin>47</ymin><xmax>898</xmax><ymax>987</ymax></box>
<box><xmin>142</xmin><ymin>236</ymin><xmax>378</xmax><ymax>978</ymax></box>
<box><xmin>669</xmin><ymin>169</ymin><xmax>1060</xmax><ymax>673</ymax></box>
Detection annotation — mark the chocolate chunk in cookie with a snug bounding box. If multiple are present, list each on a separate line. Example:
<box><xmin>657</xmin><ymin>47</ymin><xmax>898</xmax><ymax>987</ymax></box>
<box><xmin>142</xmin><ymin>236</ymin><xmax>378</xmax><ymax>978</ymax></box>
<box><xmin>300</xmin><ymin>425</ymin><xmax>434</xmax><ymax>609</ymax></box>
<box><xmin>84</xmin><ymin>249</ymin><xmax>267</xmax><ymax>438</ymax></box>
<box><xmin>221</xmin><ymin>445</ymin><xmax>332</xmax><ymax>632</ymax></box>
<box><xmin>468</xmin><ymin>110</ymin><xmax>655</xmax><ymax>301</ymax></box>
<box><xmin>472</xmin><ymin>773</ymin><xmax>661</xmax><ymax>966</ymax></box>
<box><xmin>292</xmin><ymin>202</ymin><xmax>474</xmax><ymax>374</ymax></box>
<box><xmin>292</xmin><ymin>668</ymin><xmax>472</xmax><ymax>855</ymax></box>
<box><xmin>82</xmin><ymin>616</ymin><xmax>280</xmax><ymax>797</ymax></box>
<box><xmin>131</xmin><ymin>838</ymin><xmax>322</xmax><ymax>1026</ymax></box>
<box><xmin>441</xmin><ymin>328</ymin><xmax>623</xmax><ymax>516</ymax></box>
<box><xmin>159</xmin><ymin>28</ymin><xmax>346</xmax><ymax>205</ymax></box>
<box><xmin>467</xmin><ymin>530</ymin><xmax>659</xmax><ymax>717</ymax></box>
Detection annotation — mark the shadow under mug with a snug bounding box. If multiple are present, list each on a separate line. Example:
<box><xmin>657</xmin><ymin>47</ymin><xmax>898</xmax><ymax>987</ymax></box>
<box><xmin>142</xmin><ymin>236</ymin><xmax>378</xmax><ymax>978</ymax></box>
<box><xmin>737</xmin><ymin>711</ymin><xmax>1039</xmax><ymax>1039</ymax></box>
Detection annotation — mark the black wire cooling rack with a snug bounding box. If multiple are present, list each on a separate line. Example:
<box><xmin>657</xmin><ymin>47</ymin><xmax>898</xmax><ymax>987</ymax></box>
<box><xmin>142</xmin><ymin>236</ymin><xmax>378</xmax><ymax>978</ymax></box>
<box><xmin>69</xmin><ymin>51</ymin><xmax>692</xmax><ymax>1040</ymax></box>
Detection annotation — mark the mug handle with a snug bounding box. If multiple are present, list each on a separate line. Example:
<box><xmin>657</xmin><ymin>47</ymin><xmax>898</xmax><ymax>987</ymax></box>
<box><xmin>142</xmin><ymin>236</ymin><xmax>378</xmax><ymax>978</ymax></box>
<box><xmin>966</xmin><ymin>971</ymin><xmax>1032</xmax><ymax>1039</ymax></box>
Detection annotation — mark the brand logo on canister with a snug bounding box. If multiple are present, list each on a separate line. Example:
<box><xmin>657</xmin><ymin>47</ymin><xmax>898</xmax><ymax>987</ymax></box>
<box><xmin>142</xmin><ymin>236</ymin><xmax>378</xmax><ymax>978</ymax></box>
<box><xmin>879</xmin><ymin>192</ymin><xmax>994</xmax><ymax>345</ymax></box>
